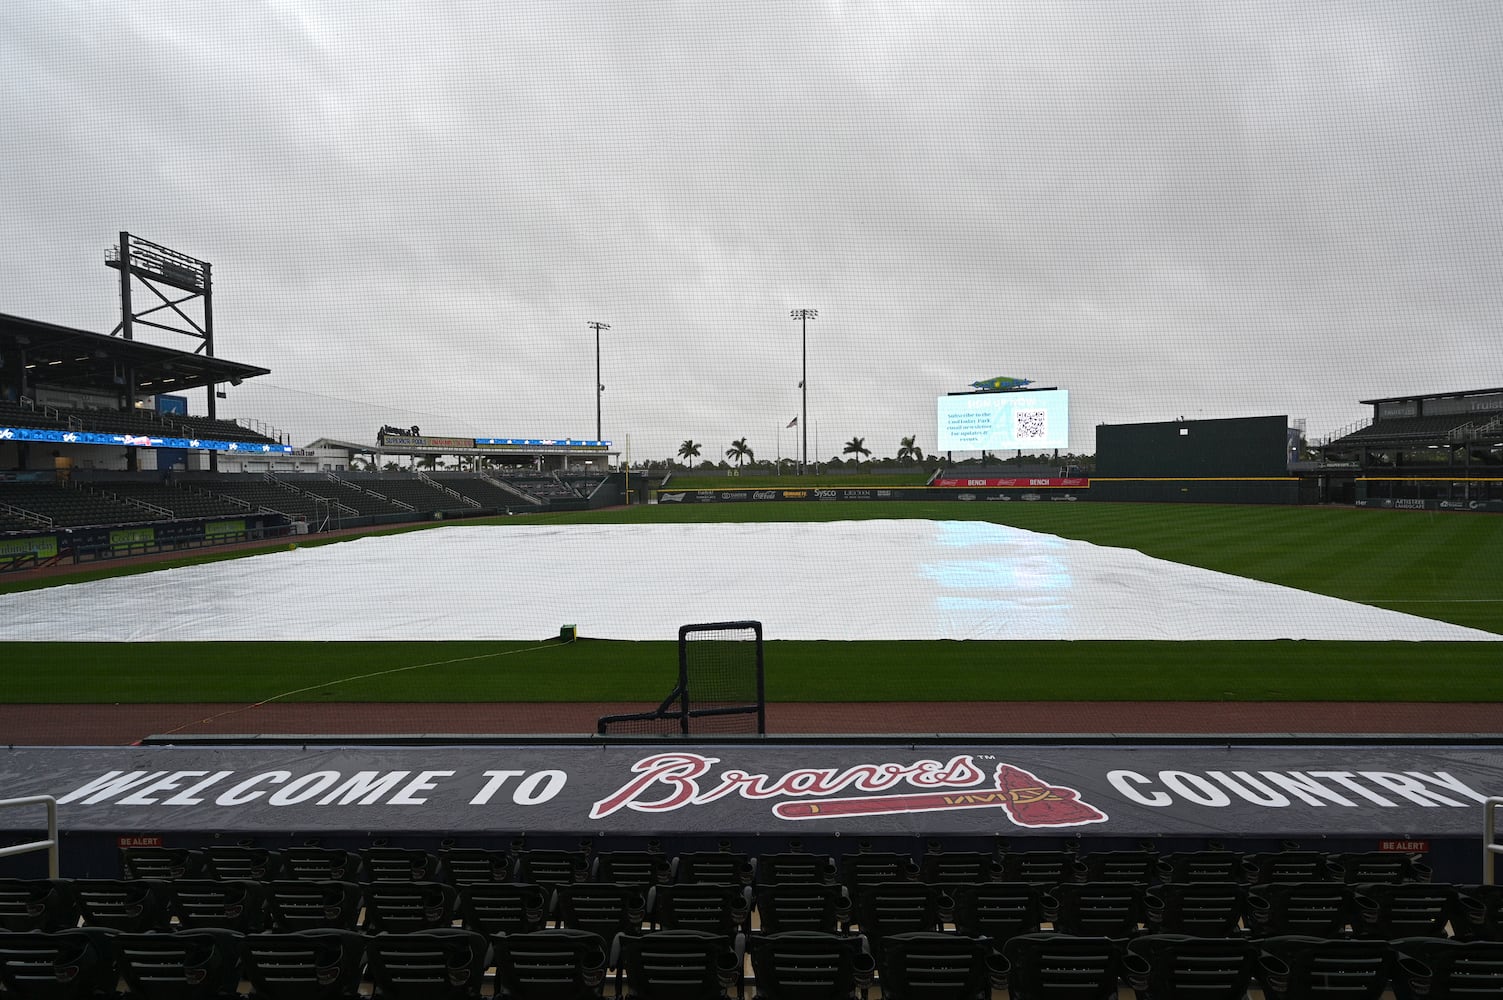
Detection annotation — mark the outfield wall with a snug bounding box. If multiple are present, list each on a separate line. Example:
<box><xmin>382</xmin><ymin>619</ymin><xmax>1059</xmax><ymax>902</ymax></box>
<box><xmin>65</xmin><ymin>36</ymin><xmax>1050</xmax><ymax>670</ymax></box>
<box><xmin>652</xmin><ymin>480</ymin><xmax>1299</xmax><ymax>505</ymax></box>
<box><xmin>1097</xmin><ymin>415</ymin><xmax>1291</xmax><ymax>478</ymax></box>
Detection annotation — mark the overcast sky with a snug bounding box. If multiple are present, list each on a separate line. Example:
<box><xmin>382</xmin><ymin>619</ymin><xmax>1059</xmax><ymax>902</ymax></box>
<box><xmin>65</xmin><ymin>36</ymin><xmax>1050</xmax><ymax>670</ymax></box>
<box><xmin>3</xmin><ymin>1</ymin><xmax>1501</xmax><ymax>461</ymax></box>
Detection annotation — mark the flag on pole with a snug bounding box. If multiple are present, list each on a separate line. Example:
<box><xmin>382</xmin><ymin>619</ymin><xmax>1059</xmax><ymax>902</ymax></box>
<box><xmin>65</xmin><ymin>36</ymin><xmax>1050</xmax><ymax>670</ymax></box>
<box><xmin>787</xmin><ymin>416</ymin><xmax>798</xmax><ymax>428</ymax></box>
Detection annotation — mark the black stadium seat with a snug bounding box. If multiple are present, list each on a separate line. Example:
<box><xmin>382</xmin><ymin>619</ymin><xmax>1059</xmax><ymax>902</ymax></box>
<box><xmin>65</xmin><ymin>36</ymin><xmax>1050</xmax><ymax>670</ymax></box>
<box><xmin>615</xmin><ymin>929</ymin><xmax>744</xmax><ymax>1000</ymax></box>
<box><xmin>754</xmin><ymin>882</ymin><xmax>851</xmax><ymax>934</ymax></box>
<box><xmin>919</xmin><ymin>850</ymin><xmax>1004</xmax><ymax>884</ymax></box>
<box><xmin>648</xmin><ymin>882</ymin><xmax>751</xmax><ymax>935</ymax></box>
<box><xmin>74</xmin><ymin>878</ymin><xmax>173</xmax><ymax>933</ymax></box>
<box><xmin>113</xmin><ymin>928</ymin><xmax>245</xmax><ymax>1000</ymax></box>
<box><xmin>365</xmin><ymin>929</ymin><xmax>489</xmax><ymax>1000</ymax></box>
<box><xmin>1125</xmin><ymin>934</ymin><xmax>1258</xmax><ymax>1000</ymax></box>
<box><xmin>1254</xmin><ymin>935</ymin><xmax>1390</xmax><ymax>1000</ymax></box>
<box><xmin>0</xmin><ymin>877</ymin><xmax>81</xmax><ymax>932</ymax></box>
<box><xmin>169</xmin><ymin>878</ymin><xmax>270</xmax><ymax>933</ymax></box>
<box><xmin>362</xmin><ymin>881</ymin><xmax>461</xmax><ymax>933</ymax></box>
<box><xmin>439</xmin><ymin>848</ymin><xmax>511</xmax><ymax>886</ymax></box>
<box><xmin>1049</xmin><ymin>881</ymin><xmax>1145</xmax><ymax>939</ymax></box>
<box><xmin>1155</xmin><ymin>850</ymin><xmax>1243</xmax><ymax>884</ymax></box>
<box><xmin>241</xmin><ymin>929</ymin><xmax>368</xmax><ymax>1000</ymax></box>
<box><xmin>0</xmin><ymin>928</ymin><xmax>119</xmax><ymax>999</ymax></box>
<box><xmin>747</xmin><ymin>930</ymin><xmax>875</xmax><ymax>1000</ymax></box>
<box><xmin>267</xmin><ymin>880</ymin><xmax>363</xmax><ymax>932</ymax></box>
<box><xmin>119</xmin><ymin>847</ymin><xmax>204</xmax><ymax>880</ymax></box>
<box><xmin>998</xmin><ymin>850</ymin><xmax>1077</xmax><ymax>885</ymax></box>
<box><xmin>551</xmin><ymin>882</ymin><xmax>648</xmax><ymax>942</ymax></box>
<box><xmin>361</xmin><ymin>847</ymin><xmax>442</xmax><ymax>883</ymax></box>
<box><xmin>281</xmin><ymin>848</ymin><xmax>363</xmax><ymax>883</ymax></box>
<box><xmin>673</xmin><ymin>851</ymin><xmax>755</xmax><ymax>886</ymax></box>
<box><xmin>878</xmin><ymin>931</ymin><xmax>1006</xmax><ymax>1000</ymax></box>
<box><xmin>949</xmin><ymin>881</ymin><xmax>1048</xmax><ymax>946</ymax></box>
<box><xmin>491</xmin><ymin>928</ymin><xmax>609</xmax><ymax>1000</ymax></box>
<box><xmin>1349</xmin><ymin>882</ymin><xmax>1456</xmax><ymax>939</ymax></box>
<box><xmin>512</xmin><ymin>849</ymin><xmax>589</xmax><ymax>889</ymax></box>
<box><xmin>1003</xmin><ymin>933</ymin><xmax>1123</xmax><ymax>1000</ymax></box>
<box><xmin>849</xmin><ymin>883</ymin><xmax>948</xmax><ymax>960</ymax></box>
<box><xmin>201</xmin><ymin>846</ymin><xmax>285</xmax><ymax>881</ymax></box>
<box><xmin>1143</xmin><ymin>881</ymin><xmax>1246</xmax><ymax>937</ymax></box>
<box><xmin>1245</xmin><ymin>881</ymin><xmax>1351</xmax><ymax>938</ymax></box>
<box><xmin>758</xmin><ymin>853</ymin><xmax>838</xmax><ymax>886</ymax></box>
<box><xmin>1389</xmin><ymin>937</ymin><xmax>1503</xmax><ymax>1000</ymax></box>
<box><xmin>457</xmin><ymin>882</ymin><xmax>549</xmax><ymax>937</ymax></box>
<box><xmin>590</xmin><ymin>850</ymin><xmax>672</xmax><ymax>887</ymax></box>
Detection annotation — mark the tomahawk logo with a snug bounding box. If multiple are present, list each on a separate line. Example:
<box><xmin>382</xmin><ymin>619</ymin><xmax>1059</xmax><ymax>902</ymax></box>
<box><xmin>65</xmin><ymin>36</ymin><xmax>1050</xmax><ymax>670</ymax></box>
<box><xmin>590</xmin><ymin>753</ymin><xmax>1108</xmax><ymax>828</ymax></box>
<box><xmin>773</xmin><ymin>763</ymin><xmax>1108</xmax><ymax>828</ymax></box>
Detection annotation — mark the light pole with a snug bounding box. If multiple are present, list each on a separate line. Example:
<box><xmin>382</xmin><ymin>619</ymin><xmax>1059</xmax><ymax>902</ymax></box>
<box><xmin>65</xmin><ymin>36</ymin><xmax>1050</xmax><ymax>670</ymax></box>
<box><xmin>588</xmin><ymin>321</ymin><xmax>610</xmax><ymax>442</ymax></box>
<box><xmin>790</xmin><ymin>308</ymin><xmax>817</xmax><ymax>474</ymax></box>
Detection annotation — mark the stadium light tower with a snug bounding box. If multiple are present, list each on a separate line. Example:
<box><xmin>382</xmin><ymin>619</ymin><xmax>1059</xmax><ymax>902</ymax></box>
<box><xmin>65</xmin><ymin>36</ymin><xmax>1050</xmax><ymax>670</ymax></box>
<box><xmin>790</xmin><ymin>309</ymin><xmax>817</xmax><ymax>474</ymax></box>
<box><xmin>588</xmin><ymin>321</ymin><xmax>610</xmax><ymax>441</ymax></box>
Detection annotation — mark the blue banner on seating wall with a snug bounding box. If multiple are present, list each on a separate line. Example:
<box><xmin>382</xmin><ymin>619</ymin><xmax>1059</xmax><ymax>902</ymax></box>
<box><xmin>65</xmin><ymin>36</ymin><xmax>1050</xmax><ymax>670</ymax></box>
<box><xmin>1</xmin><ymin>744</ymin><xmax>1498</xmax><ymax>840</ymax></box>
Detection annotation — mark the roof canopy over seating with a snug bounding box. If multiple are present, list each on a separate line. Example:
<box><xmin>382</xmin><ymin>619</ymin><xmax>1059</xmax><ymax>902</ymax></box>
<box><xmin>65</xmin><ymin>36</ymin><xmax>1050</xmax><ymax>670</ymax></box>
<box><xmin>0</xmin><ymin>312</ymin><xmax>269</xmax><ymax>399</ymax></box>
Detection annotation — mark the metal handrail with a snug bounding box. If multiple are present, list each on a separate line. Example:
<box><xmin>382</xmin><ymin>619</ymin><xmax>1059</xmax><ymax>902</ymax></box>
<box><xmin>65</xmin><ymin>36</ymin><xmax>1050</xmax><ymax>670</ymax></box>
<box><xmin>0</xmin><ymin>795</ymin><xmax>59</xmax><ymax>877</ymax></box>
<box><xmin>1486</xmin><ymin>797</ymin><xmax>1503</xmax><ymax>884</ymax></box>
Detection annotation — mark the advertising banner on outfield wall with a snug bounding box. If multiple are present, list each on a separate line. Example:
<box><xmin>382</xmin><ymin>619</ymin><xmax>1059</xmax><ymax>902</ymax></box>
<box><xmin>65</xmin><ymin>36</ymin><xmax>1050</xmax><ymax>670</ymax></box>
<box><xmin>1356</xmin><ymin>498</ymin><xmax>1503</xmax><ymax>513</ymax></box>
<box><xmin>655</xmin><ymin>488</ymin><xmax>1084</xmax><ymax>504</ymax></box>
<box><xmin>2</xmin><ymin>744</ymin><xmax>1499</xmax><ymax>840</ymax></box>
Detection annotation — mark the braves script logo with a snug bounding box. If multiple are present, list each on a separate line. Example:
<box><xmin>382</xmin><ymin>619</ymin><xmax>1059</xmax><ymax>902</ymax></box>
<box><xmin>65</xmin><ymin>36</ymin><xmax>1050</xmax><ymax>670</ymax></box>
<box><xmin>590</xmin><ymin>753</ymin><xmax>1107</xmax><ymax>828</ymax></box>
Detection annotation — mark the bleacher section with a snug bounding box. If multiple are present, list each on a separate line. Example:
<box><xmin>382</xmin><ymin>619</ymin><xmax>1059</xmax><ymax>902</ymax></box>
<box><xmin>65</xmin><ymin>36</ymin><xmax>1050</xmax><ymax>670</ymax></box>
<box><xmin>0</xmin><ymin>842</ymin><xmax>1491</xmax><ymax>998</ymax></box>
<box><xmin>90</xmin><ymin>481</ymin><xmax>251</xmax><ymax>520</ymax></box>
<box><xmin>312</xmin><ymin>475</ymin><xmax>416</xmax><ymax>517</ymax></box>
<box><xmin>0</xmin><ymin>507</ymin><xmax>42</xmax><ymax>532</ymax></box>
<box><xmin>430</xmin><ymin>472</ymin><xmax>536</xmax><ymax>509</ymax></box>
<box><xmin>0</xmin><ymin>398</ymin><xmax>69</xmax><ymax>431</ymax></box>
<box><xmin>172</xmin><ymin>414</ymin><xmax>278</xmax><ymax>445</ymax></box>
<box><xmin>189</xmin><ymin>476</ymin><xmax>356</xmax><ymax>524</ymax></box>
<box><xmin>1329</xmin><ymin>414</ymin><xmax>1476</xmax><ymax>444</ymax></box>
<box><xmin>0</xmin><ymin>482</ymin><xmax>165</xmax><ymax>528</ymax></box>
<box><xmin>0</xmin><ymin>399</ymin><xmax>277</xmax><ymax>445</ymax></box>
<box><xmin>349</xmin><ymin>473</ymin><xmax>481</xmax><ymax>515</ymax></box>
<box><xmin>0</xmin><ymin>470</ymin><xmax>622</xmax><ymax>568</ymax></box>
<box><xmin>486</xmin><ymin>469</ymin><xmax>580</xmax><ymax>500</ymax></box>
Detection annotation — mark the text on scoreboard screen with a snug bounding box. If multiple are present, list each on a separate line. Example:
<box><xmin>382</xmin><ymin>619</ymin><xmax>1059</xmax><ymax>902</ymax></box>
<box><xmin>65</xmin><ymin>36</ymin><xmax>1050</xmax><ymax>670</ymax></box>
<box><xmin>936</xmin><ymin>388</ymin><xmax>1069</xmax><ymax>451</ymax></box>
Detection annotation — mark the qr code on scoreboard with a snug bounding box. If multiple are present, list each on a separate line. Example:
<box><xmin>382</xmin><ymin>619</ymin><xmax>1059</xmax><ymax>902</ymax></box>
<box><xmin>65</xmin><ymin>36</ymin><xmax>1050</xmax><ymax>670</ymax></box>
<box><xmin>1015</xmin><ymin>409</ymin><xmax>1048</xmax><ymax>441</ymax></box>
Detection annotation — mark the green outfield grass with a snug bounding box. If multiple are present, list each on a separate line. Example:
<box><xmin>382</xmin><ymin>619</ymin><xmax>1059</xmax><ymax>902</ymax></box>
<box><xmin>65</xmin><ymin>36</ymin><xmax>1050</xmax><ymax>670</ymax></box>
<box><xmin>1</xmin><ymin>501</ymin><xmax>1499</xmax><ymax>704</ymax></box>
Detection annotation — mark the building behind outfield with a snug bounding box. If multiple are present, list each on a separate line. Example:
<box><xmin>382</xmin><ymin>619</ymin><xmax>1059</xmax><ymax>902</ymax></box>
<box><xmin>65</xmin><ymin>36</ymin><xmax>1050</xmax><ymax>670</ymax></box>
<box><xmin>1317</xmin><ymin>387</ymin><xmax>1503</xmax><ymax>510</ymax></box>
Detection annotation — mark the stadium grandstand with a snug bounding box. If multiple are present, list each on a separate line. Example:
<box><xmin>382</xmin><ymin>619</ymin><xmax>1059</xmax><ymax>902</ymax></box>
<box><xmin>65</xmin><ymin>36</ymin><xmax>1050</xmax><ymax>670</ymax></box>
<box><xmin>1317</xmin><ymin>388</ymin><xmax>1503</xmax><ymax>510</ymax></box>
<box><xmin>0</xmin><ymin>237</ymin><xmax>630</xmax><ymax>568</ymax></box>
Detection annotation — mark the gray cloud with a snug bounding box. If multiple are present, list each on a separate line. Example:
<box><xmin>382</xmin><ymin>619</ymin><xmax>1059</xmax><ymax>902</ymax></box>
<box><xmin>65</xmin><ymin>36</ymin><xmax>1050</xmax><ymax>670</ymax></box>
<box><xmin>3</xmin><ymin>0</ymin><xmax>1501</xmax><ymax>461</ymax></box>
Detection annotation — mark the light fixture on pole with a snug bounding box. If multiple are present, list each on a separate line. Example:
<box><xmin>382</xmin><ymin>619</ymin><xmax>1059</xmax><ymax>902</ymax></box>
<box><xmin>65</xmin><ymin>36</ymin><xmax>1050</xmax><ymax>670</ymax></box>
<box><xmin>790</xmin><ymin>308</ymin><xmax>817</xmax><ymax>474</ymax></box>
<box><xmin>588</xmin><ymin>321</ymin><xmax>610</xmax><ymax>442</ymax></box>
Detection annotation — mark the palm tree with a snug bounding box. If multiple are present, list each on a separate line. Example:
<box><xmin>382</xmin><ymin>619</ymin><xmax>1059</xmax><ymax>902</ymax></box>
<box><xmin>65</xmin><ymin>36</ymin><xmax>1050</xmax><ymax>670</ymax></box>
<box><xmin>677</xmin><ymin>440</ymin><xmax>702</xmax><ymax>464</ymax></box>
<box><xmin>897</xmin><ymin>435</ymin><xmax>923</xmax><ymax>463</ymax></box>
<box><xmin>417</xmin><ymin>454</ymin><xmax>439</xmax><ymax>470</ymax></box>
<box><xmin>725</xmin><ymin>438</ymin><xmax>754</xmax><ymax>467</ymax></box>
<box><xmin>843</xmin><ymin>436</ymin><xmax>871</xmax><ymax>465</ymax></box>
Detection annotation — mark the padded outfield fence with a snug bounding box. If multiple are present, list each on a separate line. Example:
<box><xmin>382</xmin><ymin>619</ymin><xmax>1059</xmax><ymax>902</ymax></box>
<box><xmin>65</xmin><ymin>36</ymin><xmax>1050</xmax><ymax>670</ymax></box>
<box><xmin>598</xmin><ymin>621</ymin><xmax>766</xmax><ymax>736</ymax></box>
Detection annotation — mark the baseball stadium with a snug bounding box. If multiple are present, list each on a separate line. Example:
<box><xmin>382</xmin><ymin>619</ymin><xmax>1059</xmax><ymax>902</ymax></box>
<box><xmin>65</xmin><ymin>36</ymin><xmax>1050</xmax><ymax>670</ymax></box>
<box><xmin>0</xmin><ymin>236</ymin><xmax>1501</xmax><ymax>998</ymax></box>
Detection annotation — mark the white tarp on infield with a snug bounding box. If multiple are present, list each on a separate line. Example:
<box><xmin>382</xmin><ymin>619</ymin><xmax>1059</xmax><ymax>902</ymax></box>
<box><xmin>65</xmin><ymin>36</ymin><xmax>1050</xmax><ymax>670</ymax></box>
<box><xmin>4</xmin><ymin>520</ymin><xmax>1496</xmax><ymax>642</ymax></box>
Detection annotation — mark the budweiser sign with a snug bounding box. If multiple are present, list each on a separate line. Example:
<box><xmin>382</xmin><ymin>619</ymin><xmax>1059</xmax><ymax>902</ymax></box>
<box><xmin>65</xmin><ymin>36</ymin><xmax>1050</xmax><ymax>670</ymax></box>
<box><xmin>590</xmin><ymin>752</ymin><xmax>1108</xmax><ymax>828</ymax></box>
